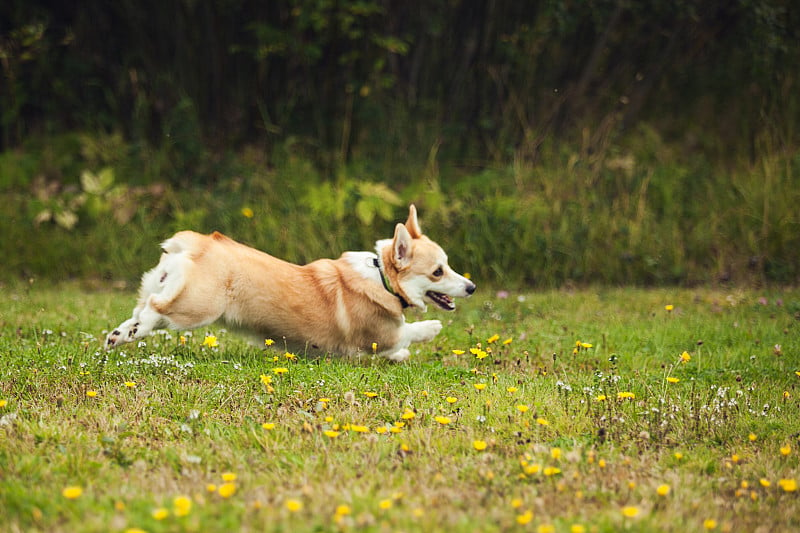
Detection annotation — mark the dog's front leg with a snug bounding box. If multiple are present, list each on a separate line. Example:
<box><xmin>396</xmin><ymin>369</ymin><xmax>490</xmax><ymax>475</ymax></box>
<box><xmin>404</xmin><ymin>319</ymin><xmax>443</xmax><ymax>343</ymax></box>
<box><xmin>380</xmin><ymin>320</ymin><xmax>442</xmax><ymax>362</ymax></box>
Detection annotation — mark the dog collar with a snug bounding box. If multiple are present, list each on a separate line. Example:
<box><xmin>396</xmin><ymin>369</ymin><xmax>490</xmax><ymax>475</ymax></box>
<box><xmin>373</xmin><ymin>257</ymin><xmax>410</xmax><ymax>308</ymax></box>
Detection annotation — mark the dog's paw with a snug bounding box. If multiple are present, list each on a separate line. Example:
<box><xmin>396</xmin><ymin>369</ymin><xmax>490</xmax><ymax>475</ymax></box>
<box><xmin>105</xmin><ymin>320</ymin><xmax>139</xmax><ymax>350</ymax></box>
<box><xmin>385</xmin><ymin>349</ymin><xmax>410</xmax><ymax>363</ymax></box>
<box><xmin>410</xmin><ymin>319</ymin><xmax>442</xmax><ymax>343</ymax></box>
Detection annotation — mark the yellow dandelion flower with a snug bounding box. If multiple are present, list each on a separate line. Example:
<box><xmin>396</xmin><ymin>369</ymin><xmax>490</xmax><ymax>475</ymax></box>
<box><xmin>680</xmin><ymin>351</ymin><xmax>691</xmax><ymax>363</ymax></box>
<box><xmin>284</xmin><ymin>352</ymin><xmax>297</xmax><ymax>360</ymax></box>
<box><xmin>617</xmin><ymin>391</ymin><xmax>635</xmax><ymax>400</ymax></box>
<box><xmin>595</xmin><ymin>394</ymin><xmax>607</xmax><ymax>402</ymax></box>
<box><xmin>378</xmin><ymin>499</ymin><xmax>393</xmax><ymax>510</ymax></box>
<box><xmin>703</xmin><ymin>519</ymin><xmax>718</xmax><ymax>530</ymax></box>
<box><xmin>474</xmin><ymin>383</ymin><xmax>487</xmax><ymax>391</ymax></box>
<box><xmin>657</xmin><ymin>484</ymin><xmax>670</xmax><ymax>496</ymax></box>
<box><xmin>628</xmin><ymin>481</ymin><xmax>636</xmax><ymax>490</ymax></box>
<box><xmin>507</xmin><ymin>386</ymin><xmax>518</xmax><ymax>394</ymax></box>
<box><xmin>152</xmin><ymin>507</ymin><xmax>169</xmax><ymax>520</ymax></box>
<box><xmin>665</xmin><ymin>304</ymin><xmax>674</xmax><ymax>311</ymax></box>
<box><xmin>363</xmin><ymin>391</ymin><xmax>378</xmax><ymax>398</ymax></box>
<box><xmin>335</xmin><ymin>504</ymin><xmax>351</xmax><ymax>516</ymax></box>
<box><xmin>452</xmin><ymin>349</ymin><xmax>465</xmax><ymax>355</ymax></box>
<box><xmin>524</xmin><ymin>463</ymin><xmax>541</xmax><ymax>475</ymax></box>
<box><xmin>86</xmin><ymin>390</ymin><xmax>98</xmax><ymax>398</ymax></box>
<box><xmin>731</xmin><ymin>454</ymin><xmax>741</xmax><ymax>464</ymax></box>
<box><xmin>371</xmin><ymin>342</ymin><xmax>378</xmax><ymax>353</ymax></box>
<box><xmin>323</xmin><ymin>430</ymin><xmax>340</xmax><ymax>438</ymax></box>
<box><xmin>516</xmin><ymin>510</ymin><xmax>534</xmax><ymax>525</ymax></box>
<box><xmin>62</xmin><ymin>486</ymin><xmax>83</xmax><ymax>499</ymax></box>
<box><xmin>781</xmin><ymin>444</ymin><xmax>791</xmax><ymax>456</ymax></box>
<box><xmin>241</xmin><ymin>207</ymin><xmax>254</xmax><ymax>218</ymax></box>
<box><xmin>0</xmin><ymin>399</ymin><xmax>6</xmax><ymax>408</ymax></box>
<box><xmin>173</xmin><ymin>495</ymin><xmax>192</xmax><ymax>517</ymax></box>
<box><xmin>446</xmin><ymin>396</ymin><xmax>458</xmax><ymax>404</ymax></box>
<box><xmin>434</xmin><ymin>416</ymin><xmax>451</xmax><ymax>425</ymax></box>
<box><xmin>202</xmin><ymin>335</ymin><xmax>218</xmax><ymax>348</ymax></box>
<box><xmin>265</xmin><ymin>338</ymin><xmax>274</xmax><ymax>346</ymax></box>
<box><xmin>503</xmin><ymin>337</ymin><xmax>513</xmax><ymax>345</ymax></box>
<box><xmin>778</xmin><ymin>479</ymin><xmax>798</xmax><ymax>492</ymax></box>
<box><xmin>516</xmin><ymin>404</ymin><xmax>529</xmax><ymax>413</ymax></box>
<box><xmin>401</xmin><ymin>409</ymin><xmax>416</xmax><ymax>420</ymax></box>
<box><xmin>674</xmin><ymin>452</ymin><xmax>684</xmax><ymax>460</ymax></box>
<box><xmin>621</xmin><ymin>506</ymin><xmax>640</xmax><ymax>518</ymax></box>
<box><xmin>759</xmin><ymin>478</ymin><xmax>771</xmax><ymax>487</ymax></box>
<box><xmin>536</xmin><ymin>417</ymin><xmax>549</xmax><ymax>426</ymax></box>
<box><xmin>551</xmin><ymin>447</ymin><xmax>562</xmax><ymax>460</ymax></box>
<box><xmin>538</xmin><ymin>525</ymin><xmax>555</xmax><ymax>533</ymax></box>
<box><xmin>511</xmin><ymin>497</ymin><xmax>523</xmax><ymax>509</ymax></box>
<box><xmin>598</xmin><ymin>459</ymin><xmax>607</xmax><ymax>468</ymax></box>
<box><xmin>286</xmin><ymin>499</ymin><xmax>303</xmax><ymax>512</ymax></box>
<box><xmin>375</xmin><ymin>426</ymin><xmax>388</xmax><ymax>434</ymax></box>
<box><xmin>124</xmin><ymin>381</ymin><xmax>136</xmax><ymax>388</ymax></box>
<box><xmin>222</xmin><ymin>472</ymin><xmax>237</xmax><ymax>482</ymax></box>
<box><xmin>262</xmin><ymin>422</ymin><xmax>276</xmax><ymax>430</ymax></box>
<box><xmin>474</xmin><ymin>350</ymin><xmax>488</xmax><ymax>359</ymax></box>
<box><xmin>259</xmin><ymin>374</ymin><xmax>272</xmax><ymax>385</ymax></box>
<box><xmin>350</xmin><ymin>425</ymin><xmax>369</xmax><ymax>433</ymax></box>
<box><xmin>748</xmin><ymin>433</ymin><xmax>757</xmax><ymax>441</ymax></box>
<box><xmin>473</xmin><ymin>440</ymin><xmax>488</xmax><ymax>451</ymax></box>
<box><xmin>580</xmin><ymin>342</ymin><xmax>593</xmax><ymax>349</ymax></box>
<box><xmin>124</xmin><ymin>529</ymin><xmax>147</xmax><ymax>533</ymax></box>
<box><xmin>389</xmin><ymin>426</ymin><xmax>403</xmax><ymax>434</ymax></box>
<box><xmin>487</xmin><ymin>334</ymin><xmax>500</xmax><ymax>344</ymax></box>
<box><xmin>272</xmin><ymin>367</ymin><xmax>288</xmax><ymax>374</ymax></box>
<box><xmin>571</xmin><ymin>525</ymin><xmax>587</xmax><ymax>533</ymax></box>
<box><xmin>206</xmin><ymin>483</ymin><xmax>217</xmax><ymax>493</ymax></box>
<box><xmin>218</xmin><ymin>483</ymin><xmax>236</xmax><ymax>498</ymax></box>
<box><xmin>179</xmin><ymin>335</ymin><xmax>187</xmax><ymax>345</ymax></box>
<box><xmin>666</xmin><ymin>376</ymin><xmax>680</xmax><ymax>383</ymax></box>
<box><xmin>543</xmin><ymin>467</ymin><xmax>561</xmax><ymax>476</ymax></box>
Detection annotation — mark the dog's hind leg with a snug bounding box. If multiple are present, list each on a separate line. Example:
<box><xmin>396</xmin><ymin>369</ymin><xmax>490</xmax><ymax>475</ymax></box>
<box><xmin>105</xmin><ymin>243</ymin><xmax>194</xmax><ymax>349</ymax></box>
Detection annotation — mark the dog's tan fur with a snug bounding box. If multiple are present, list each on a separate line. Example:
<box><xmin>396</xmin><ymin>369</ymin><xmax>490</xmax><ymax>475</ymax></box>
<box><xmin>106</xmin><ymin>205</ymin><xmax>475</xmax><ymax>361</ymax></box>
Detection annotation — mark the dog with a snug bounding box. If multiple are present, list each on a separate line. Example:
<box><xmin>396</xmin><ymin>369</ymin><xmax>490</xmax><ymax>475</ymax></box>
<box><xmin>105</xmin><ymin>205</ymin><xmax>475</xmax><ymax>361</ymax></box>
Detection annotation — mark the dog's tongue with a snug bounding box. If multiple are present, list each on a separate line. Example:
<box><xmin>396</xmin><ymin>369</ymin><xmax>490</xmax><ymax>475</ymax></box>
<box><xmin>426</xmin><ymin>291</ymin><xmax>455</xmax><ymax>311</ymax></box>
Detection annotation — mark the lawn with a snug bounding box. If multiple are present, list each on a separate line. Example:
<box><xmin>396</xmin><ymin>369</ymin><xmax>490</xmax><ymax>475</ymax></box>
<box><xmin>0</xmin><ymin>283</ymin><xmax>798</xmax><ymax>532</ymax></box>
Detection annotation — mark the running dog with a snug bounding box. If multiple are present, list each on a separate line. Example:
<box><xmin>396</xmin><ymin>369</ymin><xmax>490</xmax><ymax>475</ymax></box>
<box><xmin>105</xmin><ymin>205</ymin><xmax>475</xmax><ymax>361</ymax></box>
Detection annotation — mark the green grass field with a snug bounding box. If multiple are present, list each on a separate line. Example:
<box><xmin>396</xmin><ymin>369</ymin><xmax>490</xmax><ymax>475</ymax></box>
<box><xmin>1</xmin><ymin>284</ymin><xmax>799</xmax><ymax>532</ymax></box>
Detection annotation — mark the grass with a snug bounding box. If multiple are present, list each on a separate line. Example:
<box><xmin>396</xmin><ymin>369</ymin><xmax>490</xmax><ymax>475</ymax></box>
<box><xmin>1</xmin><ymin>283</ymin><xmax>799</xmax><ymax>532</ymax></box>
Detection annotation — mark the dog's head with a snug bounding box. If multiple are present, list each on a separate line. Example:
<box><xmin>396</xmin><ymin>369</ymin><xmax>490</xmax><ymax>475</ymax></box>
<box><xmin>378</xmin><ymin>205</ymin><xmax>476</xmax><ymax>311</ymax></box>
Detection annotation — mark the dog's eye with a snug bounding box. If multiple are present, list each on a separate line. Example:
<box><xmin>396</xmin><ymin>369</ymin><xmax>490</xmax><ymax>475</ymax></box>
<box><xmin>432</xmin><ymin>267</ymin><xmax>443</xmax><ymax>277</ymax></box>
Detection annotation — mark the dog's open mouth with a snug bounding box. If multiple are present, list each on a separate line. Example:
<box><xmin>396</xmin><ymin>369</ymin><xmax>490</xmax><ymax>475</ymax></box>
<box><xmin>426</xmin><ymin>291</ymin><xmax>455</xmax><ymax>311</ymax></box>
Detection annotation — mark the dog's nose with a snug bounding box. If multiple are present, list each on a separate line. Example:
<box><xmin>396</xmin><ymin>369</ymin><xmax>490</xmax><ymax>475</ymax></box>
<box><xmin>466</xmin><ymin>282</ymin><xmax>476</xmax><ymax>295</ymax></box>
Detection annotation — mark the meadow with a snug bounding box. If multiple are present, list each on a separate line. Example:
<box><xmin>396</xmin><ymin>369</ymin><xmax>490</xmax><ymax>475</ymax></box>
<box><xmin>1</xmin><ymin>283</ymin><xmax>798</xmax><ymax>532</ymax></box>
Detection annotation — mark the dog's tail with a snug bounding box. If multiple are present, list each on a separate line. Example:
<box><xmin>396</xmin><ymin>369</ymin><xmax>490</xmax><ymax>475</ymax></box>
<box><xmin>161</xmin><ymin>231</ymin><xmax>203</xmax><ymax>255</ymax></box>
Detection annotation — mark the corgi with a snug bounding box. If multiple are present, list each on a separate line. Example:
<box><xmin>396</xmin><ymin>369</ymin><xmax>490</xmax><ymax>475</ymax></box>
<box><xmin>105</xmin><ymin>205</ymin><xmax>475</xmax><ymax>361</ymax></box>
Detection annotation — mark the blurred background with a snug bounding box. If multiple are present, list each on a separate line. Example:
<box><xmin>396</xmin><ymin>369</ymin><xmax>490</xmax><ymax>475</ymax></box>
<box><xmin>1</xmin><ymin>0</ymin><xmax>798</xmax><ymax>287</ymax></box>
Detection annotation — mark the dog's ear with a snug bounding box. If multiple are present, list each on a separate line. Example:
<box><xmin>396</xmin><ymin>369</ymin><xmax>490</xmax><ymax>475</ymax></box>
<box><xmin>393</xmin><ymin>222</ymin><xmax>413</xmax><ymax>268</ymax></box>
<box><xmin>405</xmin><ymin>204</ymin><xmax>422</xmax><ymax>238</ymax></box>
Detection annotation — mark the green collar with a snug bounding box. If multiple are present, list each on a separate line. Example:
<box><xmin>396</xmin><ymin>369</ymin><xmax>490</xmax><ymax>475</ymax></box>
<box><xmin>373</xmin><ymin>257</ymin><xmax>409</xmax><ymax>308</ymax></box>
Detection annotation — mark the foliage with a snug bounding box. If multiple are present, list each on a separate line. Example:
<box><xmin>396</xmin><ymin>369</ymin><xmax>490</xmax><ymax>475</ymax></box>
<box><xmin>1</xmin><ymin>286</ymin><xmax>799</xmax><ymax>531</ymax></box>
<box><xmin>1</xmin><ymin>1</ymin><xmax>798</xmax><ymax>168</ymax></box>
<box><xmin>2</xmin><ymin>128</ymin><xmax>798</xmax><ymax>285</ymax></box>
